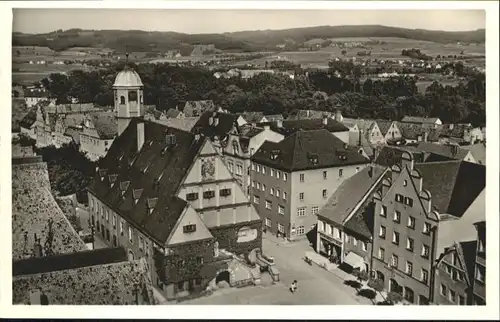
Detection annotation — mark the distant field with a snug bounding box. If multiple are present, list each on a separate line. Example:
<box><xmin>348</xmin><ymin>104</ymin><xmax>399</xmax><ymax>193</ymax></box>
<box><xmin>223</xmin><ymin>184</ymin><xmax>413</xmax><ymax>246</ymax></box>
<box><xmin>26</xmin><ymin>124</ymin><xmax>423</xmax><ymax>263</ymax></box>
<box><xmin>12</xmin><ymin>63</ymin><xmax>98</xmax><ymax>85</ymax></box>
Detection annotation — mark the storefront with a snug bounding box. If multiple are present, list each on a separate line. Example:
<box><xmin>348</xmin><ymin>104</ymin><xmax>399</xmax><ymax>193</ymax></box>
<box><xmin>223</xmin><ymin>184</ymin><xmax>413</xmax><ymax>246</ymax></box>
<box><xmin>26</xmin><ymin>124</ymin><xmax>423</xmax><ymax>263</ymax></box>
<box><xmin>318</xmin><ymin>233</ymin><xmax>342</xmax><ymax>263</ymax></box>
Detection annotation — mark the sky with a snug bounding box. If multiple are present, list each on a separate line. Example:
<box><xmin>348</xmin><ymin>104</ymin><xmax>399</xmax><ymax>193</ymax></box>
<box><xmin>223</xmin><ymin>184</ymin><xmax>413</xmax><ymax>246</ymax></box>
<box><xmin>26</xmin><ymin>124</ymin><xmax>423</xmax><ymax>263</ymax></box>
<box><xmin>12</xmin><ymin>9</ymin><xmax>485</xmax><ymax>34</ymax></box>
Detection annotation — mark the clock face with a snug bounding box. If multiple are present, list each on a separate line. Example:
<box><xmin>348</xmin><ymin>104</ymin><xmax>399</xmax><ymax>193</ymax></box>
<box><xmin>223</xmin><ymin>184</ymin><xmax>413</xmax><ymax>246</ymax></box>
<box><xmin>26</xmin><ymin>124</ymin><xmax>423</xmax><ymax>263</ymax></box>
<box><xmin>201</xmin><ymin>157</ymin><xmax>216</xmax><ymax>181</ymax></box>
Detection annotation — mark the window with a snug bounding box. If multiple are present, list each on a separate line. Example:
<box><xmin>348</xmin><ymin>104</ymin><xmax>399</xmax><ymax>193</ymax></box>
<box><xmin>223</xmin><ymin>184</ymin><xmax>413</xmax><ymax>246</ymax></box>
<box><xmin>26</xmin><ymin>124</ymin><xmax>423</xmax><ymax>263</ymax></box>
<box><xmin>278</xmin><ymin>205</ymin><xmax>285</xmax><ymax>215</ymax></box>
<box><xmin>333</xmin><ymin>227</ymin><xmax>341</xmax><ymax>239</ymax></box>
<box><xmin>297</xmin><ymin>207</ymin><xmax>306</xmax><ymax>217</ymax></box>
<box><xmin>378</xmin><ymin>247</ymin><xmax>385</xmax><ymax>260</ymax></box>
<box><xmin>139</xmin><ymin>236</ymin><xmax>144</xmax><ymax>252</ymax></box>
<box><xmin>236</xmin><ymin>164</ymin><xmax>243</xmax><ymax>175</ymax></box>
<box><xmin>183</xmin><ymin>224</ymin><xmax>196</xmax><ymax>233</ymax></box>
<box><xmin>271</xmin><ymin>169</ymin><xmax>275</xmax><ymax>177</ymax></box>
<box><xmin>252</xmin><ymin>181</ymin><xmax>255</xmax><ymax>188</ymax></box>
<box><xmin>322</xmin><ymin>189</ymin><xmax>327</xmax><ymax>199</ymax></box>
<box><xmin>319</xmin><ymin>221</ymin><xmax>325</xmax><ymax>232</ymax></box>
<box><xmin>407</xmin><ymin>216</ymin><xmax>415</xmax><ymax>229</ymax></box>
<box><xmin>391</xmin><ymin>254</ymin><xmax>398</xmax><ymax>268</ymax></box>
<box><xmin>297</xmin><ymin>226</ymin><xmax>305</xmax><ymax>235</ymax></box>
<box><xmin>403</xmin><ymin>180</ymin><xmax>408</xmax><ymax>187</ymax></box>
<box><xmin>323</xmin><ymin>171</ymin><xmax>327</xmax><ymax>179</ymax></box>
<box><xmin>339</xmin><ymin>169</ymin><xmax>343</xmax><ymax>177</ymax></box>
<box><xmin>406</xmin><ymin>238</ymin><xmax>414</xmax><ymax>252</ymax></box>
<box><xmin>265</xmin><ymin>218</ymin><xmax>272</xmax><ymax>227</ymax></box>
<box><xmin>300</xmin><ymin>173</ymin><xmax>305</xmax><ymax>182</ymax></box>
<box><xmin>283</xmin><ymin>191</ymin><xmax>287</xmax><ymax>200</ymax></box>
<box><xmin>379</xmin><ymin>225</ymin><xmax>386</xmax><ymax>239</ymax></box>
<box><xmin>128</xmin><ymin>226</ymin><xmax>133</xmax><ymax>243</ymax></box>
<box><xmin>395</xmin><ymin>194</ymin><xmax>403</xmax><ymax>203</ymax></box>
<box><xmin>262</xmin><ymin>166</ymin><xmax>266</xmax><ymax>175</ymax></box>
<box><xmin>177</xmin><ymin>281</ymin><xmax>185</xmax><ymax>291</ymax></box>
<box><xmin>283</xmin><ymin>173</ymin><xmax>288</xmax><ymax>181</ymax></box>
<box><xmin>421</xmin><ymin>269</ymin><xmax>429</xmax><ymax>284</ymax></box>
<box><xmin>277</xmin><ymin>223</ymin><xmax>284</xmax><ymax>233</ymax></box>
<box><xmin>253</xmin><ymin>196</ymin><xmax>260</xmax><ymax>204</ymax></box>
<box><xmin>393</xmin><ymin>211</ymin><xmax>401</xmax><ymax>223</ymax></box>
<box><xmin>440</xmin><ymin>284</ymin><xmax>447</xmax><ymax>297</ymax></box>
<box><xmin>299</xmin><ymin>192</ymin><xmax>304</xmax><ymax>201</ymax></box>
<box><xmin>112</xmin><ymin>215</ymin><xmax>116</xmax><ymax>229</ymax></box>
<box><xmin>120</xmin><ymin>220</ymin><xmax>124</xmax><ymax>236</ymax></box>
<box><xmin>312</xmin><ymin>206</ymin><xmax>319</xmax><ymax>215</ymax></box>
<box><xmin>423</xmin><ymin>222</ymin><xmax>431</xmax><ymax>235</ymax></box>
<box><xmin>252</xmin><ymin>163</ymin><xmax>256</xmax><ymax>171</ymax></box>
<box><xmin>406</xmin><ymin>261</ymin><xmax>413</xmax><ymax>276</ymax></box>
<box><xmin>380</xmin><ymin>205</ymin><xmax>387</xmax><ymax>217</ymax></box>
<box><xmin>392</xmin><ymin>231</ymin><xmax>400</xmax><ymax>245</ymax></box>
<box><xmin>327</xmin><ymin>224</ymin><xmax>333</xmax><ymax>235</ymax></box>
<box><xmin>361</xmin><ymin>241</ymin><xmax>367</xmax><ymax>252</ymax></box>
<box><xmin>256</xmin><ymin>165</ymin><xmax>261</xmax><ymax>173</ymax></box>
<box><xmin>421</xmin><ymin>244</ymin><xmax>430</xmax><ymax>259</ymax></box>
<box><xmin>353</xmin><ymin>237</ymin><xmax>358</xmax><ymax>246</ymax></box>
<box><xmin>270</xmin><ymin>188</ymin><xmax>275</xmax><ymax>195</ymax></box>
<box><xmin>227</xmin><ymin>162</ymin><xmax>234</xmax><ymax>173</ymax></box>
<box><xmin>220</xmin><ymin>188</ymin><xmax>231</xmax><ymax>197</ymax></box>
<box><xmin>276</xmin><ymin>189</ymin><xmax>280</xmax><ymax>197</ymax></box>
<box><xmin>265</xmin><ymin>200</ymin><xmax>272</xmax><ymax>210</ymax></box>
<box><xmin>404</xmin><ymin>197</ymin><xmax>413</xmax><ymax>207</ymax></box>
<box><xmin>449</xmin><ymin>289</ymin><xmax>456</xmax><ymax>303</ymax></box>
<box><xmin>262</xmin><ymin>184</ymin><xmax>266</xmax><ymax>192</ymax></box>
<box><xmin>257</xmin><ymin>182</ymin><xmax>261</xmax><ymax>190</ymax></box>
<box><xmin>203</xmin><ymin>190</ymin><xmax>215</xmax><ymax>199</ymax></box>
<box><xmin>277</xmin><ymin>171</ymin><xmax>281</xmax><ymax>179</ymax></box>
<box><xmin>196</xmin><ymin>257</ymin><xmax>204</xmax><ymax>265</ymax></box>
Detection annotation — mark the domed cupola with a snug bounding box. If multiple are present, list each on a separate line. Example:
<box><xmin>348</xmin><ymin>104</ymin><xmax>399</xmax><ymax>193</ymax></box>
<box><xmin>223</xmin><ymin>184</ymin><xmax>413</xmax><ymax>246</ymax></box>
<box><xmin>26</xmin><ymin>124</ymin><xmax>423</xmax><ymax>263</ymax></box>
<box><xmin>113</xmin><ymin>54</ymin><xmax>144</xmax><ymax>136</ymax></box>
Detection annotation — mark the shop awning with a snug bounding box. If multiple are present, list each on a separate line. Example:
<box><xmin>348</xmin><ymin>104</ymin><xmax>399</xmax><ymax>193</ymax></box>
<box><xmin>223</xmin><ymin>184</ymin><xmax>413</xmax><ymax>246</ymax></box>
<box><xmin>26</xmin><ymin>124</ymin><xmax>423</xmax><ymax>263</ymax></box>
<box><xmin>343</xmin><ymin>252</ymin><xmax>364</xmax><ymax>268</ymax></box>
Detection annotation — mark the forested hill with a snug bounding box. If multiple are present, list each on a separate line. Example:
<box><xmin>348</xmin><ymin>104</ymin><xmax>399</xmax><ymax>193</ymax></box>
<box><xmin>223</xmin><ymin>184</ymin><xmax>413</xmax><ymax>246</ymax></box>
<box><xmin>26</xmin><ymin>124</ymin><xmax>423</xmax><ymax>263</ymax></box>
<box><xmin>12</xmin><ymin>25</ymin><xmax>485</xmax><ymax>52</ymax></box>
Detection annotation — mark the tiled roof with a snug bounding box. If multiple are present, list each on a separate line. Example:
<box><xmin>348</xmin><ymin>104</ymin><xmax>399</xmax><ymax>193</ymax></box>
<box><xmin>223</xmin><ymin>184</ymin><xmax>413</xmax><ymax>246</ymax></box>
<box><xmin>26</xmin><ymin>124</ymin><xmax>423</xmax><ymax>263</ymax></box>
<box><xmin>12</xmin><ymin>144</ymin><xmax>35</xmax><ymax>158</ymax></box>
<box><xmin>342</xmin><ymin>118</ymin><xmax>376</xmax><ymax>133</ymax></box>
<box><xmin>413</xmin><ymin>142</ymin><xmax>470</xmax><ymax>160</ymax></box>
<box><xmin>59</xmin><ymin>113</ymin><xmax>85</xmax><ymax>129</ymax></box>
<box><xmin>375</xmin><ymin>120</ymin><xmax>393</xmax><ymax>136</ymax></box>
<box><xmin>89</xmin><ymin>112</ymin><xmax>117</xmax><ymax>139</ymax></box>
<box><xmin>13</xmin><ymin>258</ymin><xmax>155</xmax><ymax>305</ymax></box>
<box><xmin>319</xmin><ymin>165</ymin><xmax>388</xmax><ymax>239</ymax></box>
<box><xmin>88</xmin><ymin>119</ymin><xmax>205</xmax><ymax>244</ymax></box>
<box><xmin>12</xmin><ymin>162</ymin><xmax>87</xmax><ymax>260</ymax></box>
<box><xmin>241</xmin><ymin>112</ymin><xmax>265</xmax><ymax>123</ymax></box>
<box><xmin>154</xmin><ymin>117</ymin><xmax>200</xmax><ymax>132</ymax></box>
<box><xmin>463</xmin><ymin>143</ymin><xmax>486</xmax><ymax>165</ymax></box>
<box><xmin>191</xmin><ymin>111</ymin><xmax>239</xmax><ymax>140</ymax></box>
<box><xmin>252</xmin><ymin>129</ymin><xmax>369</xmax><ymax>172</ymax></box>
<box><xmin>19</xmin><ymin>109</ymin><xmax>37</xmax><ymax>128</ymax></box>
<box><xmin>414</xmin><ymin>161</ymin><xmax>485</xmax><ymax>217</ymax></box>
<box><xmin>435</xmin><ymin>189</ymin><xmax>485</xmax><ymax>260</ymax></box>
<box><xmin>64</xmin><ymin>127</ymin><xmax>82</xmax><ymax>144</ymax></box>
<box><xmin>165</xmin><ymin>108</ymin><xmax>182</xmax><ymax>119</ymax></box>
<box><xmin>401</xmin><ymin>116</ymin><xmax>440</xmax><ymax>124</ymax></box>
<box><xmin>271</xmin><ymin>118</ymin><xmax>349</xmax><ymax>137</ymax></box>
<box><xmin>289</xmin><ymin>109</ymin><xmax>330</xmax><ymax>120</ymax></box>
<box><xmin>183</xmin><ymin>100</ymin><xmax>216</xmax><ymax>117</ymax></box>
<box><xmin>394</xmin><ymin>122</ymin><xmax>428</xmax><ymax>140</ymax></box>
<box><xmin>238</xmin><ymin>124</ymin><xmax>265</xmax><ymax>138</ymax></box>
<box><xmin>458</xmin><ymin>240</ymin><xmax>478</xmax><ymax>284</ymax></box>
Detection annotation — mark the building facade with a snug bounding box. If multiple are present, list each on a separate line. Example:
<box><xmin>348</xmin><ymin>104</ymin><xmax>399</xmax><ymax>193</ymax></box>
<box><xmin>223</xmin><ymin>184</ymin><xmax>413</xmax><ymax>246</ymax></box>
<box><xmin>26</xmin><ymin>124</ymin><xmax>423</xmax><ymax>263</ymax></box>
<box><xmin>472</xmin><ymin>221</ymin><xmax>486</xmax><ymax>305</ymax></box>
<box><xmin>79</xmin><ymin>112</ymin><xmax>117</xmax><ymax>162</ymax></box>
<box><xmin>251</xmin><ymin>129</ymin><xmax>370</xmax><ymax>241</ymax></box>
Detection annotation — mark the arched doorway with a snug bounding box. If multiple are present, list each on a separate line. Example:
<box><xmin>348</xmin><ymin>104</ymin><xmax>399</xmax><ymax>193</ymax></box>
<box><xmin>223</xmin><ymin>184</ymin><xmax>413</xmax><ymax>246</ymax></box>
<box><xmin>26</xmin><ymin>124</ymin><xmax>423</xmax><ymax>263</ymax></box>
<box><xmin>404</xmin><ymin>286</ymin><xmax>414</xmax><ymax>303</ymax></box>
<box><xmin>128</xmin><ymin>250</ymin><xmax>135</xmax><ymax>261</ymax></box>
<box><xmin>215</xmin><ymin>270</ymin><xmax>230</xmax><ymax>285</ymax></box>
<box><xmin>389</xmin><ymin>278</ymin><xmax>402</xmax><ymax>294</ymax></box>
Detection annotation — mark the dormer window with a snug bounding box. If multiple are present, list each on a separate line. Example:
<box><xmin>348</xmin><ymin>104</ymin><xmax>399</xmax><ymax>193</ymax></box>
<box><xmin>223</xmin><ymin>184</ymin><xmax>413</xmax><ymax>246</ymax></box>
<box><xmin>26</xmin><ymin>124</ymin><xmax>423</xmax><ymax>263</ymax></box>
<box><xmin>183</xmin><ymin>224</ymin><xmax>196</xmax><ymax>233</ymax></box>
<box><xmin>232</xmin><ymin>141</ymin><xmax>239</xmax><ymax>155</ymax></box>
<box><xmin>98</xmin><ymin>169</ymin><xmax>108</xmax><ymax>181</ymax></box>
<box><xmin>132</xmin><ymin>189</ymin><xmax>144</xmax><ymax>204</ymax></box>
<box><xmin>142</xmin><ymin>162</ymin><xmax>150</xmax><ymax>174</ymax></box>
<box><xmin>308</xmin><ymin>153</ymin><xmax>319</xmax><ymax>165</ymax></box>
<box><xmin>270</xmin><ymin>149</ymin><xmax>280</xmax><ymax>160</ymax></box>
<box><xmin>120</xmin><ymin>181</ymin><xmax>130</xmax><ymax>197</ymax></box>
<box><xmin>147</xmin><ymin>198</ymin><xmax>158</xmax><ymax>215</ymax></box>
<box><xmin>108</xmin><ymin>174</ymin><xmax>118</xmax><ymax>188</ymax></box>
<box><xmin>165</xmin><ymin>134</ymin><xmax>176</xmax><ymax>146</ymax></box>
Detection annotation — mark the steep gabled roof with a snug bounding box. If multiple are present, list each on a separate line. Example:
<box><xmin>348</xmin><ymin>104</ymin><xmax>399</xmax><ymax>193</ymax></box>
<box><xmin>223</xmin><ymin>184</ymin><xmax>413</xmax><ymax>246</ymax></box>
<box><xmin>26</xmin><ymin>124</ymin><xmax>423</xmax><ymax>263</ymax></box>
<box><xmin>462</xmin><ymin>143</ymin><xmax>486</xmax><ymax>165</ymax></box>
<box><xmin>191</xmin><ymin>111</ymin><xmax>239</xmax><ymax>140</ymax></box>
<box><xmin>252</xmin><ymin>129</ymin><xmax>369</xmax><ymax>172</ymax></box>
<box><xmin>413</xmin><ymin>142</ymin><xmax>471</xmax><ymax>160</ymax></box>
<box><xmin>19</xmin><ymin>109</ymin><xmax>37</xmax><ymax>128</ymax></box>
<box><xmin>319</xmin><ymin>165</ymin><xmax>388</xmax><ymax>239</ymax></box>
<box><xmin>271</xmin><ymin>118</ymin><xmax>348</xmax><ymax>137</ymax></box>
<box><xmin>375</xmin><ymin>119</ymin><xmax>394</xmax><ymax>136</ymax></box>
<box><xmin>89</xmin><ymin>112</ymin><xmax>117</xmax><ymax>139</ymax></box>
<box><xmin>401</xmin><ymin>116</ymin><xmax>441</xmax><ymax>124</ymax></box>
<box><xmin>241</xmin><ymin>112</ymin><xmax>265</xmax><ymax>123</ymax></box>
<box><xmin>342</xmin><ymin>118</ymin><xmax>377</xmax><ymax>133</ymax></box>
<box><xmin>89</xmin><ymin>119</ymin><xmax>205</xmax><ymax>244</ymax></box>
<box><xmin>414</xmin><ymin>161</ymin><xmax>485</xmax><ymax>217</ymax></box>
<box><xmin>395</xmin><ymin>122</ymin><xmax>428</xmax><ymax>140</ymax></box>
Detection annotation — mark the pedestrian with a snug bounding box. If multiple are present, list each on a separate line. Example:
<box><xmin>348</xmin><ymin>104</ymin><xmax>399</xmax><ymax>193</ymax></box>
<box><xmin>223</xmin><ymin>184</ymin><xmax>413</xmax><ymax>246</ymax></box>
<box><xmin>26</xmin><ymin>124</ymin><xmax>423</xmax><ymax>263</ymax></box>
<box><xmin>290</xmin><ymin>280</ymin><xmax>298</xmax><ymax>293</ymax></box>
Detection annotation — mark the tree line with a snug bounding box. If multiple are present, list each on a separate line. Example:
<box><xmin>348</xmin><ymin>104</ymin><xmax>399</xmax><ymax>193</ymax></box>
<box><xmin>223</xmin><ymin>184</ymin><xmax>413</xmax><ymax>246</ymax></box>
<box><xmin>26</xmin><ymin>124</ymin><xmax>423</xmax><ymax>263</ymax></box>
<box><xmin>39</xmin><ymin>62</ymin><xmax>485</xmax><ymax>126</ymax></box>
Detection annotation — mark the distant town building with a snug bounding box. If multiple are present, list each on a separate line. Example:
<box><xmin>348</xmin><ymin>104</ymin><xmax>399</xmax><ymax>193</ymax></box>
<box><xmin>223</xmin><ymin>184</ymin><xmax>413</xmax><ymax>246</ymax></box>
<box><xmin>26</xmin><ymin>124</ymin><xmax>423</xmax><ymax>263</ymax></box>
<box><xmin>23</xmin><ymin>88</ymin><xmax>55</xmax><ymax>108</ymax></box>
<box><xmin>79</xmin><ymin>112</ymin><xmax>117</xmax><ymax>161</ymax></box>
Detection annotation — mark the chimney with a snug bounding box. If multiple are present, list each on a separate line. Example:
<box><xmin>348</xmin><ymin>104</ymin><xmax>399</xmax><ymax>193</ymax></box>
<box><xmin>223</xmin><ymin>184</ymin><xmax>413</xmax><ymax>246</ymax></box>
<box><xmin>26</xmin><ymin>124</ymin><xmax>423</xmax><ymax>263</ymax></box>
<box><xmin>334</xmin><ymin>110</ymin><xmax>343</xmax><ymax>122</ymax></box>
<box><xmin>137</xmin><ymin>121</ymin><xmax>145</xmax><ymax>152</ymax></box>
<box><xmin>449</xmin><ymin>123</ymin><xmax>454</xmax><ymax>130</ymax></box>
<box><xmin>276</xmin><ymin>119</ymin><xmax>283</xmax><ymax>128</ymax></box>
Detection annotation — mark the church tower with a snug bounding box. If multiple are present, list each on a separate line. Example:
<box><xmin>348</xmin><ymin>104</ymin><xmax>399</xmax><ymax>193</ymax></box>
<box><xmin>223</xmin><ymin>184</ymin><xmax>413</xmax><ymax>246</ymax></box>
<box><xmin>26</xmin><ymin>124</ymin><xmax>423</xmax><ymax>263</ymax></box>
<box><xmin>113</xmin><ymin>54</ymin><xmax>144</xmax><ymax>136</ymax></box>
